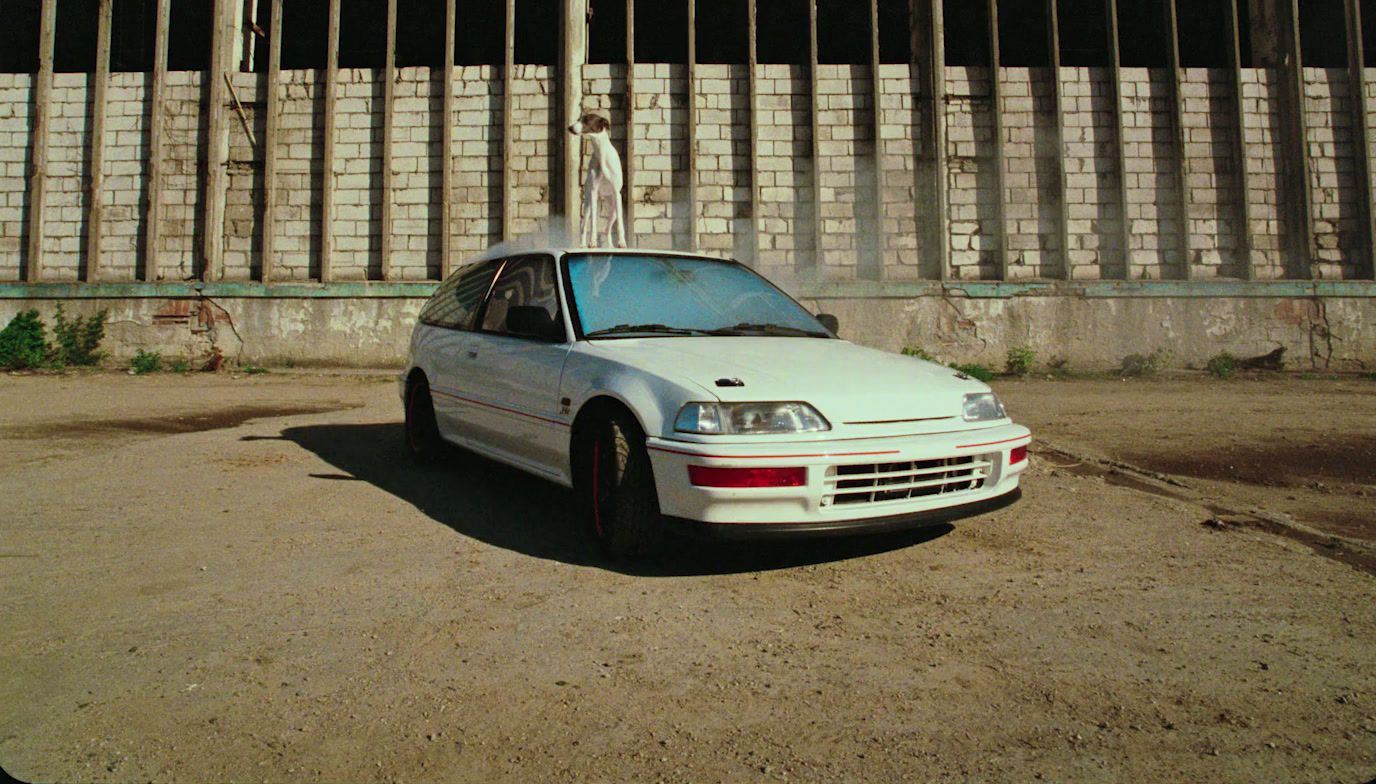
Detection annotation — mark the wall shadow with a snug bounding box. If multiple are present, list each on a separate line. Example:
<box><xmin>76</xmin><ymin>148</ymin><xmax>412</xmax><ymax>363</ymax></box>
<box><xmin>267</xmin><ymin>422</ymin><xmax>954</xmax><ymax>578</ymax></box>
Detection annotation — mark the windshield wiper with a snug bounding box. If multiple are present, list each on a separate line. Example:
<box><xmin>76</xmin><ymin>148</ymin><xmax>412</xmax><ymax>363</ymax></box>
<box><xmin>584</xmin><ymin>323</ymin><xmax>706</xmax><ymax>338</ymax></box>
<box><xmin>708</xmin><ymin>322</ymin><xmax>832</xmax><ymax>338</ymax></box>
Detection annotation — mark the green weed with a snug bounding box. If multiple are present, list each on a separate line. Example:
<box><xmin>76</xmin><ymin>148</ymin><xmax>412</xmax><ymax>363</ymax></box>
<box><xmin>131</xmin><ymin>350</ymin><xmax>162</xmax><ymax>375</ymax></box>
<box><xmin>50</xmin><ymin>305</ymin><xmax>107</xmax><ymax>367</ymax></box>
<box><xmin>1004</xmin><ymin>346</ymin><xmax>1036</xmax><ymax>377</ymax></box>
<box><xmin>1206</xmin><ymin>352</ymin><xmax>1237</xmax><ymax>379</ymax></box>
<box><xmin>950</xmin><ymin>363</ymin><xmax>996</xmax><ymax>383</ymax></box>
<box><xmin>0</xmin><ymin>310</ymin><xmax>50</xmax><ymax>370</ymax></box>
<box><xmin>1120</xmin><ymin>349</ymin><xmax>1170</xmax><ymax>378</ymax></box>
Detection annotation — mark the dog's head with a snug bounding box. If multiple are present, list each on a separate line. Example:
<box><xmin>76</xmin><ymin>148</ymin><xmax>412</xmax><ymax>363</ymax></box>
<box><xmin>568</xmin><ymin>112</ymin><xmax>611</xmax><ymax>136</ymax></box>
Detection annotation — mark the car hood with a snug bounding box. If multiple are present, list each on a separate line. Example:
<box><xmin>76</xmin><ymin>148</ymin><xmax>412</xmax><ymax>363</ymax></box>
<box><xmin>586</xmin><ymin>337</ymin><xmax>992</xmax><ymax>434</ymax></box>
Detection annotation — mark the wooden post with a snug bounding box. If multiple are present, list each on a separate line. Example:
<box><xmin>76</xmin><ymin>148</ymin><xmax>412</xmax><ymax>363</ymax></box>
<box><xmin>321</xmin><ymin>0</ymin><xmax>341</xmax><ymax>282</ymax></box>
<box><xmin>1282</xmin><ymin>0</ymin><xmax>1314</xmax><ymax>277</ymax></box>
<box><xmin>1047</xmin><ymin>0</ymin><xmax>1071</xmax><ymax>279</ymax></box>
<box><xmin>85</xmin><ymin>0</ymin><xmax>114</xmax><ymax>282</ymax></box>
<box><xmin>261</xmin><ymin>0</ymin><xmax>283</xmax><ymax>284</ymax></box>
<box><xmin>747</xmin><ymin>0</ymin><xmax>760</xmax><ymax>264</ymax></box>
<box><xmin>25</xmin><ymin>0</ymin><xmax>57</xmax><ymax>283</ymax></box>
<box><xmin>687</xmin><ymin>0</ymin><xmax>698</xmax><ymax>252</ymax></box>
<box><xmin>442</xmin><ymin>0</ymin><xmax>457</xmax><ymax>278</ymax></box>
<box><xmin>1345</xmin><ymin>0</ymin><xmax>1375</xmax><ymax>279</ymax></box>
<box><xmin>1163</xmin><ymin>0</ymin><xmax>1192</xmax><ymax>279</ymax></box>
<box><xmin>563</xmin><ymin>0</ymin><xmax>586</xmax><ymax>244</ymax></box>
<box><xmin>144</xmin><ymin>0</ymin><xmax>171</xmax><ymax>282</ymax></box>
<box><xmin>381</xmin><ymin>0</ymin><xmax>397</xmax><ymax>280</ymax></box>
<box><xmin>808</xmin><ymin>0</ymin><xmax>823</xmax><ymax>274</ymax></box>
<box><xmin>203</xmin><ymin>0</ymin><xmax>232</xmax><ymax>281</ymax></box>
<box><xmin>625</xmin><ymin>0</ymin><xmax>637</xmax><ymax>245</ymax></box>
<box><xmin>866</xmin><ymin>0</ymin><xmax>886</xmax><ymax>280</ymax></box>
<box><xmin>1105</xmin><ymin>0</ymin><xmax>1132</xmax><ymax>279</ymax></box>
<box><xmin>503</xmin><ymin>0</ymin><xmax>515</xmax><ymax>242</ymax></box>
<box><xmin>987</xmin><ymin>0</ymin><xmax>1008</xmax><ymax>280</ymax></box>
<box><xmin>1226</xmin><ymin>0</ymin><xmax>1254</xmax><ymax>279</ymax></box>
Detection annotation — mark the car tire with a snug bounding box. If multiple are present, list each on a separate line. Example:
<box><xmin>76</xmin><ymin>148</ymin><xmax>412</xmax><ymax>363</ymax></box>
<box><xmin>405</xmin><ymin>377</ymin><xmax>443</xmax><ymax>464</ymax></box>
<box><xmin>584</xmin><ymin>410</ymin><xmax>663</xmax><ymax>560</ymax></box>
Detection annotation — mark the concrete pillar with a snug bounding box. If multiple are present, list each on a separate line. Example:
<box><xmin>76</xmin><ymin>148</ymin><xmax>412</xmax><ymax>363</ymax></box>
<box><xmin>563</xmin><ymin>0</ymin><xmax>588</xmax><ymax>241</ymax></box>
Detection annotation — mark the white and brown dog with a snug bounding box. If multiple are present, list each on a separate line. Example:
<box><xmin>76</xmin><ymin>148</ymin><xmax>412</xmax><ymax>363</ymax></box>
<box><xmin>568</xmin><ymin>112</ymin><xmax>627</xmax><ymax>248</ymax></box>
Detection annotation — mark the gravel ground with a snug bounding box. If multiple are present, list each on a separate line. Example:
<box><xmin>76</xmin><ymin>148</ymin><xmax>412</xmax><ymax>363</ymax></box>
<box><xmin>1</xmin><ymin>371</ymin><xmax>1373</xmax><ymax>783</ymax></box>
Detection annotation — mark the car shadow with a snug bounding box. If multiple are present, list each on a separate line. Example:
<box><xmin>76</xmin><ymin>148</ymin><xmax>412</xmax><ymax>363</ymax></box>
<box><xmin>263</xmin><ymin>423</ymin><xmax>954</xmax><ymax>577</ymax></box>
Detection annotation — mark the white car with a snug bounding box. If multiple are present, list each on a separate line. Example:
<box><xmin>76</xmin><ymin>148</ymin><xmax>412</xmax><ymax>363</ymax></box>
<box><xmin>401</xmin><ymin>248</ymin><xmax>1030</xmax><ymax>558</ymax></box>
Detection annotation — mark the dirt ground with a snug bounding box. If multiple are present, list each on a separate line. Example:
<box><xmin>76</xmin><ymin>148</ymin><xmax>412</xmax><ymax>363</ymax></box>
<box><xmin>0</xmin><ymin>370</ymin><xmax>1373</xmax><ymax>783</ymax></box>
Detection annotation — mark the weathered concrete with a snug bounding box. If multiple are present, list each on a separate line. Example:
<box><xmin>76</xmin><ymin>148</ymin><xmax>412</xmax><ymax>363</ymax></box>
<box><xmin>815</xmin><ymin>295</ymin><xmax>1374</xmax><ymax>371</ymax></box>
<box><xmin>2</xmin><ymin>294</ymin><xmax>1370</xmax><ymax>371</ymax></box>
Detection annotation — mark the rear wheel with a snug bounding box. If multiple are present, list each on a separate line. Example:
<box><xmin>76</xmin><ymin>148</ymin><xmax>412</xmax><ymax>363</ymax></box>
<box><xmin>581</xmin><ymin>410</ymin><xmax>663</xmax><ymax>559</ymax></box>
<box><xmin>405</xmin><ymin>377</ymin><xmax>443</xmax><ymax>464</ymax></box>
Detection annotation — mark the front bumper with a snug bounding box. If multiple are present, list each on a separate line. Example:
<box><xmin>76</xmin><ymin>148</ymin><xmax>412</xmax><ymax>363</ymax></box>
<box><xmin>646</xmin><ymin>423</ymin><xmax>1030</xmax><ymax>527</ymax></box>
<box><xmin>666</xmin><ymin>487</ymin><xmax>1021</xmax><ymax>540</ymax></box>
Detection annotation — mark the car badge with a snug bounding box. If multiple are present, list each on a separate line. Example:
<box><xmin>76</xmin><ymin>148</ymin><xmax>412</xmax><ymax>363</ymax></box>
<box><xmin>954</xmin><ymin>372</ymin><xmax>971</xmax><ymax>380</ymax></box>
<box><xmin>715</xmin><ymin>378</ymin><xmax>745</xmax><ymax>388</ymax></box>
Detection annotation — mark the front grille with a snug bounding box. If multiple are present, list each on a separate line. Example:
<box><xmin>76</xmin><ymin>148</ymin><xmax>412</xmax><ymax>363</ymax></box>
<box><xmin>824</xmin><ymin>455</ymin><xmax>992</xmax><ymax>506</ymax></box>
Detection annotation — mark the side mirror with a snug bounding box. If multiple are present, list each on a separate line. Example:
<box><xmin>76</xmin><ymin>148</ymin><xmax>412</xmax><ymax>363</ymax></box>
<box><xmin>816</xmin><ymin>313</ymin><xmax>840</xmax><ymax>335</ymax></box>
<box><xmin>506</xmin><ymin>306</ymin><xmax>565</xmax><ymax>342</ymax></box>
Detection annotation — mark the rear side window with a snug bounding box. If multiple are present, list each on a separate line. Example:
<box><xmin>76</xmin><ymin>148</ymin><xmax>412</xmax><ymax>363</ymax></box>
<box><xmin>418</xmin><ymin>260</ymin><xmax>500</xmax><ymax>330</ymax></box>
<box><xmin>480</xmin><ymin>255</ymin><xmax>560</xmax><ymax>334</ymax></box>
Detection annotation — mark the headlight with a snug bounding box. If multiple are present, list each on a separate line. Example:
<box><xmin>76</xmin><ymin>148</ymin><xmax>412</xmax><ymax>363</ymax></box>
<box><xmin>962</xmin><ymin>392</ymin><xmax>1007</xmax><ymax>422</ymax></box>
<box><xmin>675</xmin><ymin>402</ymin><xmax>831</xmax><ymax>435</ymax></box>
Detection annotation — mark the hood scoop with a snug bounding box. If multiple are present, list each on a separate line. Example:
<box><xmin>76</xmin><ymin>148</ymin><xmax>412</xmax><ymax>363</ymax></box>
<box><xmin>715</xmin><ymin>378</ymin><xmax>745</xmax><ymax>388</ymax></box>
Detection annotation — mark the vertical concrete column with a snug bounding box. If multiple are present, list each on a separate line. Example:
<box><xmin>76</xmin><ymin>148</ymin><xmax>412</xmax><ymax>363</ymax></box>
<box><xmin>687</xmin><ymin>0</ymin><xmax>698</xmax><ymax>252</ymax></box>
<box><xmin>866</xmin><ymin>0</ymin><xmax>886</xmax><ymax>280</ymax></box>
<box><xmin>1104</xmin><ymin>0</ymin><xmax>1132</xmax><ymax>280</ymax></box>
<box><xmin>262</xmin><ymin>0</ymin><xmax>284</xmax><ymax>284</ymax></box>
<box><xmin>25</xmin><ymin>0</ymin><xmax>56</xmax><ymax>283</ymax></box>
<box><xmin>747</xmin><ymin>0</ymin><xmax>760</xmax><ymax>264</ymax></box>
<box><xmin>625</xmin><ymin>0</ymin><xmax>638</xmax><ymax>246</ymax></box>
<box><xmin>1227</xmin><ymin>0</ymin><xmax>1254</xmax><ymax>279</ymax></box>
<box><xmin>442</xmin><ymin>0</ymin><xmax>458</xmax><ymax>279</ymax></box>
<box><xmin>1344</xmin><ymin>0</ymin><xmax>1375</xmax><ymax>279</ymax></box>
<box><xmin>144</xmin><ymin>0</ymin><xmax>171</xmax><ymax>282</ymax></box>
<box><xmin>502</xmin><ymin>0</ymin><xmax>515</xmax><ymax>243</ymax></box>
<box><xmin>203</xmin><ymin>0</ymin><xmax>235</xmax><ymax>281</ymax></box>
<box><xmin>911</xmin><ymin>0</ymin><xmax>949</xmax><ymax>281</ymax></box>
<box><xmin>987</xmin><ymin>0</ymin><xmax>1009</xmax><ymax>281</ymax></box>
<box><xmin>808</xmin><ymin>0</ymin><xmax>823</xmax><ymax>275</ymax></box>
<box><xmin>563</xmin><ymin>0</ymin><xmax>588</xmax><ymax>242</ymax></box>
<box><xmin>381</xmin><ymin>0</ymin><xmax>398</xmax><ymax>280</ymax></box>
<box><xmin>85</xmin><ymin>0</ymin><xmax>114</xmax><ymax>282</ymax></box>
<box><xmin>1163</xmin><ymin>0</ymin><xmax>1193</xmax><ymax>279</ymax></box>
<box><xmin>1253</xmin><ymin>0</ymin><xmax>1315</xmax><ymax>277</ymax></box>
<box><xmin>321</xmin><ymin>0</ymin><xmax>341</xmax><ymax>282</ymax></box>
<box><xmin>1047</xmin><ymin>0</ymin><xmax>1071</xmax><ymax>280</ymax></box>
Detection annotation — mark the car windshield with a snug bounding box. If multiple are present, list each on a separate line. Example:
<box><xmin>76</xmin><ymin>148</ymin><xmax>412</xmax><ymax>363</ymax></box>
<box><xmin>565</xmin><ymin>253</ymin><xmax>832</xmax><ymax>339</ymax></box>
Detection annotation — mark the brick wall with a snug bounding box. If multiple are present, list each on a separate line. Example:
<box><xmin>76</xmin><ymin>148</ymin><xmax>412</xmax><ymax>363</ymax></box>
<box><xmin>0</xmin><ymin>65</ymin><xmax>1369</xmax><ymax>284</ymax></box>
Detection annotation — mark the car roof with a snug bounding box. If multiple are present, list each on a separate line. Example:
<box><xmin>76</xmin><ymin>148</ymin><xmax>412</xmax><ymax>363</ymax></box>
<box><xmin>462</xmin><ymin>246</ymin><xmax>738</xmax><ymax>266</ymax></box>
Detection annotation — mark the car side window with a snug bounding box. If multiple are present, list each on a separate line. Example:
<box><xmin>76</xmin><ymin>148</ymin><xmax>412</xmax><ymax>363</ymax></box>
<box><xmin>480</xmin><ymin>255</ymin><xmax>562</xmax><ymax>339</ymax></box>
<box><xmin>418</xmin><ymin>260</ymin><xmax>501</xmax><ymax>330</ymax></box>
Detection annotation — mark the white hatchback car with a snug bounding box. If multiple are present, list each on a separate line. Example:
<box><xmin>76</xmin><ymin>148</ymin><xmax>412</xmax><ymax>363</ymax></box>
<box><xmin>401</xmin><ymin>248</ymin><xmax>1030</xmax><ymax>558</ymax></box>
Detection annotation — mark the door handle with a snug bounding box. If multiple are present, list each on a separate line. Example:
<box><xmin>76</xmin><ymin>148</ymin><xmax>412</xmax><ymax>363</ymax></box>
<box><xmin>466</xmin><ymin>350</ymin><xmax>479</xmax><ymax>359</ymax></box>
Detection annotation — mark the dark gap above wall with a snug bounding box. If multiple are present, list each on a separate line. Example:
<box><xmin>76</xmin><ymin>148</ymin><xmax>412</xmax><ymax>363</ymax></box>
<box><xmin>943</xmin><ymin>0</ymin><xmax>990</xmax><ymax>66</ymax></box>
<box><xmin>634</xmin><ymin>0</ymin><xmax>687</xmax><ymax>62</ymax></box>
<box><xmin>998</xmin><ymin>0</ymin><xmax>1049</xmax><ymax>67</ymax></box>
<box><xmin>0</xmin><ymin>0</ymin><xmax>1349</xmax><ymax>73</ymax></box>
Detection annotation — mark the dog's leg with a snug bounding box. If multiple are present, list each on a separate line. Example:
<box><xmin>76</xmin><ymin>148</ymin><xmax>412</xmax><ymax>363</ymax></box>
<box><xmin>585</xmin><ymin>183</ymin><xmax>600</xmax><ymax>246</ymax></box>
<box><xmin>611</xmin><ymin>189</ymin><xmax>627</xmax><ymax>248</ymax></box>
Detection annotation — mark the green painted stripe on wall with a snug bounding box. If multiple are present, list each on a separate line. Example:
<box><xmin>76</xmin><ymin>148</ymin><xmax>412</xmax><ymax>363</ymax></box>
<box><xmin>0</xmin><ymin>280</ymin><xmax>1374</xmax><ymax>300</ymax></box>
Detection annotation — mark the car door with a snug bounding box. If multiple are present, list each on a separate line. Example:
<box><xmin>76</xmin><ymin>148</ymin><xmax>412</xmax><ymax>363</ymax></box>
<box><xmin>462</xmin><ymin>254</ymin><xmax>573</xmax><ymax>478</ymax></box>
<box><xmin>415</xmin><ymin>258</ymin><xmax>502</xmax><ymax>443</ymax></box>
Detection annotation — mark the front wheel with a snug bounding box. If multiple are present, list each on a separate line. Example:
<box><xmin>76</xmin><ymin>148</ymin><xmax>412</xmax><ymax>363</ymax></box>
<box><xmin>581</xmin><ymin>411</ymin><xmax>663</xmax><ymax>560</ymax></box>
<box><xmin>404</xmin><ymin>377</ymin><xmax>443</xmax><ymax>464</ymax></box>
